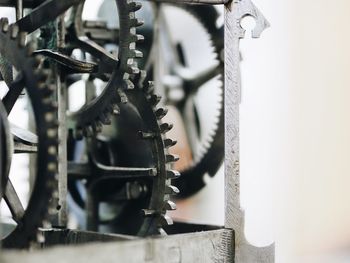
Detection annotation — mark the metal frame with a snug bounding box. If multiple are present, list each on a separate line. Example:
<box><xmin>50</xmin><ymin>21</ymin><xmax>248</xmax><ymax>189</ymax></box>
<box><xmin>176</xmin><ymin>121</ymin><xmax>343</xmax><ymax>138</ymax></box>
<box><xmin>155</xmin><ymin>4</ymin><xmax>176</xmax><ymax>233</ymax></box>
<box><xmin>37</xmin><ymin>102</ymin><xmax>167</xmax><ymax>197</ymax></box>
<box><xmin>1</xmin><ymin>0</ymin><xmax>274</xmax><ymax>262</ymax></box>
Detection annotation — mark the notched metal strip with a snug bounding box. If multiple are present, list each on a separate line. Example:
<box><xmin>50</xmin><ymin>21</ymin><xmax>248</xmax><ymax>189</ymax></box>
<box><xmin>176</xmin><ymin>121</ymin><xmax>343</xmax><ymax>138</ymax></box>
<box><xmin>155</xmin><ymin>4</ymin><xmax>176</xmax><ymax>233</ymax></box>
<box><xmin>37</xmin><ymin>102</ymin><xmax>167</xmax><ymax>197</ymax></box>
<box><xmin>224</xmin><ymin>0</ymin><xmax>274</xmax><ymax>262</ymax></box>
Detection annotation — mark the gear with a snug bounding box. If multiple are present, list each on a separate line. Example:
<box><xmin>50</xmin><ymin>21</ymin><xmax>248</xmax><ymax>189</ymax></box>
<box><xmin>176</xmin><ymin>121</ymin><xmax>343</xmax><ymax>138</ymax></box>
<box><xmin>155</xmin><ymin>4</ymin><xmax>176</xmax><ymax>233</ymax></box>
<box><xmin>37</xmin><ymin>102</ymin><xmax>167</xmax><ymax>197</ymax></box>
<box><xmin>0</xmin><ymin>20</ymin><xmax>58</xmax><ymax>248</ymax></box>
<box><xmin>173</xmin><ymin>4</ymin><xmax>224</xmax><ymax>198</ymax></box>
<box><xmin>64</xmin><ymin>1</ymin><xmax>179</xmax><ymax>236</ymax></box>
<box><xmin>143</xmin><ymin>4</ymin><xmax>224</xmax><ymax>198</ymax></box>
<box><xmin>68</xmin><ymin>74</ymin><xmax>179</xmax><ymax>236</ymax></box>
<box><xmin>61</xmin><ymin>0</ymin><xmax>145</xmax><ymax>139</ymax></box>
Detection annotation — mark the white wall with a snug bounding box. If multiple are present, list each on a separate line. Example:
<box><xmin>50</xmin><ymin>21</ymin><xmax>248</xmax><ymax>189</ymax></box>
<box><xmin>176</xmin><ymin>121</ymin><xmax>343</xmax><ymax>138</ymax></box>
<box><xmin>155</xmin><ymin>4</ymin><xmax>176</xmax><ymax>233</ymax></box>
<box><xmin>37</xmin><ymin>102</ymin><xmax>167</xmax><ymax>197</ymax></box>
<box><xmin>240</xmin><ymin>0</ymin><xmax>350</xmax><ymax>261</ymax></box>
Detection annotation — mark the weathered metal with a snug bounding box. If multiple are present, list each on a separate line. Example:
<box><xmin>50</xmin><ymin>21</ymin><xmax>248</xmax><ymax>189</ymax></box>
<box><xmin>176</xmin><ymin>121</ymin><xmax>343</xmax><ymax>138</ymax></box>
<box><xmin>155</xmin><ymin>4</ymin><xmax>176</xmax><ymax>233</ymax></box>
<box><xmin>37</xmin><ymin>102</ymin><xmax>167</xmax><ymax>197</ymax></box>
<box><xmin>2</xmin><ymin>229</ymin><xmax>234</xmax><ymax>263</ymax></box>
<box><xmin>224</xmin><ymin>0</ymin><xmax>274</xmax><ymax>262</ymax></box>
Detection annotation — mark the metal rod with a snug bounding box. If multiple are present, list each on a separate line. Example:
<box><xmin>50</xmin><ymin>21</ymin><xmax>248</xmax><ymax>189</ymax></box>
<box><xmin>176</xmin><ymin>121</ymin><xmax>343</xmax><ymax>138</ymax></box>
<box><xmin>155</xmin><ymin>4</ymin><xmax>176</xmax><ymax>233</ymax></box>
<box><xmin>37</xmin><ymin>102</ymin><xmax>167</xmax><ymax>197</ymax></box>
<box><xmin>57</xmin><ymin>14</ymin><xmax>68</xmax><ymax>227</ymax></box>
<box><xmin>16</xmin><ymin>0</ymin><xmax>23</xmax><ymax>21</ymax></box>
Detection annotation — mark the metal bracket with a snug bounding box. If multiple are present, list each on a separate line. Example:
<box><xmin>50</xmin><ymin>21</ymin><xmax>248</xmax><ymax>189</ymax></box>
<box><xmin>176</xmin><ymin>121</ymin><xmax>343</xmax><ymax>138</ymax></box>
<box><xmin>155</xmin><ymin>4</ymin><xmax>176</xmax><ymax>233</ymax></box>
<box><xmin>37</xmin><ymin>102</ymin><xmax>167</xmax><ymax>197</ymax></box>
<box><xmin>224</xmin><ymin>0</ymin><xmax>274</xmax><ymax>262</ymax></box>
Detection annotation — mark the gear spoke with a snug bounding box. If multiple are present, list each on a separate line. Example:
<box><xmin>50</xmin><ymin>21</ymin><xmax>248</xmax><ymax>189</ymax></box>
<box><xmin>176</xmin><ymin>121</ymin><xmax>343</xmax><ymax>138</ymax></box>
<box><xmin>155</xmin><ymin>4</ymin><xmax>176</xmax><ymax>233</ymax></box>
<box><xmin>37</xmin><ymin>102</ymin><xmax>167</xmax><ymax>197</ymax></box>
<box><xmin>68</xmin><ymin>161</ymin><xmax>157</xmax><ymax>180</ymax></box>
<box><xmin>2</xmin><ymin>73</ymin><xmax>25</xmax><ymax>114</ymax></box>
<box><xmin>14</xmin><ymin>141</ymin><xmax>37</xmax><ymax>153</ymax></box>
<box><xmin>75</xmin><ymin>36</ymin><xmax>118</xmax><ymax>74</ymax></box>
<box><xmin>34</xmin><ymin>49</ymin><xmax>98</xmax><ymax>74</ymax></box>
<box><xmin>83</xmin><ymin>20</ymin><xmax>119</xmax><ymax>43</ymax></box>
<box><xmin>15</xmin><ymin>0</ymin><xmax>82</xmax><ymax>34</ymax></box>
<box><xmin>4</xmin><ymin>179</ymin><xmax>25</xmax><ymax>224</ymax></box>
<box><xmin>11</xmin><ymin>123</ymin><xmax>38</xmax><ymax>145</ymax></box>
<box><xmin>158</xmin><ymin>8</ymin><xmax>183</xmax><ymax>68</ymax></box>
<box><xmin>177</xmin><ymin>63</ymin><xmax>221</xmax><ymax>95</ymax></box>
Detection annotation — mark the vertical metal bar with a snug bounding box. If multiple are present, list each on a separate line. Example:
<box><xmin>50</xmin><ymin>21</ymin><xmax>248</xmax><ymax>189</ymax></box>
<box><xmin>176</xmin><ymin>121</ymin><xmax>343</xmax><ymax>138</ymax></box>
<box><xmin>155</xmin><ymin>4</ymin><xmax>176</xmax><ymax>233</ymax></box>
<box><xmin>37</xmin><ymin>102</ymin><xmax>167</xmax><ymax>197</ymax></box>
<box><xmin>224</xmin><ymin>0</ymin><xmax>274</xmax><ymax>262</ymax></box>
<box><xmin>16</xmin><ymin>0</ymin><xmax>23</xmax><ymax>21</ymax></box>
<box><xmin>57</xmin><ymin>14</ymin><xmax>67</xmax><ymax>227</ymax></box>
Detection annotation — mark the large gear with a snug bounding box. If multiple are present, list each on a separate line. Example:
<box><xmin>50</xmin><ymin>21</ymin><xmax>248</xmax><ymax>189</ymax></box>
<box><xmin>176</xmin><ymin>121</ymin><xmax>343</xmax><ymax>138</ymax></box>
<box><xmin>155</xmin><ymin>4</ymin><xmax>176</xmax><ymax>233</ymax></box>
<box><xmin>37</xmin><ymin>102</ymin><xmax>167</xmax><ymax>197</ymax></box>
<box><xmin>64</xmin><ymin>1</ymin><xmax>179</xmax><ymax>236</ymax></box>
<box><xmin>172</xmin><ymin>4</ymin><xmax>224</xmax><ymax>198</ymax></box>
<box><xmin>0</xmin><ymin>20</ymin><xmax>58</xmax><ymax>248</ymax></box>
<box><xmin>142</xmin><ymin>4</ymin><xmax>224</xmax><ymax>198</ymax></box>
<box><xmin>69</xmin><ymin>76</ymin><xmax>179</xmax><ymax>236</ymax></box>
<box><xmin>61</xmin><ymin>0</ymin><xmax>145</xmax><ymax>139</ymax></box>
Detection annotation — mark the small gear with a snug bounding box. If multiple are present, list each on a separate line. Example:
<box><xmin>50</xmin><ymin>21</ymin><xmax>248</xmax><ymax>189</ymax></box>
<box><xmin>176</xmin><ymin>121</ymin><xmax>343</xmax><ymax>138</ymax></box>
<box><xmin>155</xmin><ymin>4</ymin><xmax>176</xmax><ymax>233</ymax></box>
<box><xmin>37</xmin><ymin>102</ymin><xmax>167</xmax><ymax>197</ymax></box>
<box><xmin>0</xmin><ymin>20</ymin><xmax>58</xmax><ymax>248</ymax></box>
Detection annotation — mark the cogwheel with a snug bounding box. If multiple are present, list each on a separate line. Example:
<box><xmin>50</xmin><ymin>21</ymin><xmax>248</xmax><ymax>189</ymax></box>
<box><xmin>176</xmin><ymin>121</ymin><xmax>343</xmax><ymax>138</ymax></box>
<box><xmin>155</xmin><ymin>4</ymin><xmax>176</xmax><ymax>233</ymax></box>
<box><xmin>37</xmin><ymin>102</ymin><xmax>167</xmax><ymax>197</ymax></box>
<box><xmin>125</xmin><ymin>75</ymin><xmax>180</xmax><ymax>235</ymax></box>
<box><xmin>0</xmin><ymin>20</ymin><xmax>58</xmax><ymax>248</ymax></box>
<box><xmin>173</xmin><ymin>4</ymin><xmax>224</xmax><ymax>198</ymax></box>
<box><xmin>143</xmin><ymin>4</ymin><xmax>224</xmax><ymax>198</ymax></box>
<box><xmin>62</xmin><ymin>0</ymin><xmax>145</xmax><ymax>139</ymax></box>
<box><xmin>68</xmin><ymin>76</ymin><xmax>180</xmax><ymax>235</ymax></box>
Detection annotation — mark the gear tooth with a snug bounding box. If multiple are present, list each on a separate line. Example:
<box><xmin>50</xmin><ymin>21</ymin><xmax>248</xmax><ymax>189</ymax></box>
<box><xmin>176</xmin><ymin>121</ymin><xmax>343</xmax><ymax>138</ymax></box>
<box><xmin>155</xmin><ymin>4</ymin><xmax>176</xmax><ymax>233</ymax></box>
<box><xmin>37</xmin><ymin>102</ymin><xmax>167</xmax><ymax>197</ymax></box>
<box><xmin>127</xmin><ymin>65</ymin><xmax>139</xmax><ymax>75</ymax></box>
<box><xmin>166</xmin><ymin>170</ymin><xmax>181</xmax><ymax>180</ymax></box>
<box><xmin>164</xmin><ymin>200</ymin><xmax>177</xmax><ymax>211</ymax></box>
<box><xmin>112</xmin><ymin>104</ymin><xmax>120</xmax><ymax>115</ymax></box>
<box><xmin>155</xmin><ymin>108</ymin><xmax>168</xmax><ymax>120</ymax></box>
<box><xmin>166</xmin><ymin>154</ymin><xmax>180</xmax><ymax>163</ymax></box>
<box><xmin>48</xmin><ymin>84</ymin><xmax>56</xmax><ymax>93</ymax></box>
<box><xmin>142</xmin><ymin>209</ymin><xmax>156</xmax><ymax>217</ymax></box>
<box><xmin>144</xmin><ymin>81</ymin><xmax>154</xmax><ymax>94</ymax></box>
<box><xmin>46</xmin><ymin>128</ymin><xmax>57</xmax><ymax>139</ymax></box>
<box><xmin>47</xmin><ymin>145</ymin><xmax>57</xmax><ymax>156</ymax></box>
<box><xmin>135</xmin><ymin>70</ymin><xmax>147</xmax><ymax>86</ymax></box>
<box><xmin>47</xmin><ymin>162</ymin><xmax>57</xmax><ymax>172</ymax></box>
<box><xmin>128</xmin><ymin>1</ymin><xmax>142</xmax><ymax>12</ymax></box>
<box><xmin>148</xmin><ymin>94</ymin><xmax>161</xmax><ymax>106</ymax></box>
<box><xmin>131</xmin><ymin>49</ymin><xmax>143</xmax><ymax>58</ymax></box>
<box><xmin>118</xmin><ymin>90</ymin><xmax>128</xmax><ymax>104</ymax></box>
<box><xmin>165</xmin><ymin>185</ymin><xmax>179</xmax><ymax>195</ymax></box>
<box><xmin>50</xmin><ymin>101</ymin><xmax>58</xmax><ymax>111</ymax></box>
<box><xmin>164</xmin><ymin>138</ymin><xmax>177</xmax><ymax>148</ymax></box>
<box><xmin>0</xmin><ymin>18</ymin><xmax>9</xmax><ymax>32</ymax></box>
<box><xmin>130</xmin><ymin>18</ymin><xmax>144</xmax><ymax>27</ymax></box>
<box><xmin>10</xmin><ymin>24</ymin><xmax>19</xmax><ymax>39</ymax></box>
<box><xmin>124</xmin><ymin>79</ymin><xmax>134</xmax><ymax>89</ymax></box>
<box><xmin>33</xmin><ymin>55</ymin><xmax>44</xmax><ymax>67</ymax></box>
<box><xmin>131</xmin><ymin>34</ymin><xmax>144</xmax><ymax>43</ymax></box>
<box><xmin>138</xmin><ymin>131</ymin><xmax>155</xmax><ymax>139</ymax></box>
<box><xmin>160</xmin><ymin>123</ymin><xmax>173</xmax><ymax>134</ymax></box>
<box><xmin>26</xmin><ymin>42</ymin><xmax>36</xmax><ymax>56</ymax></box>
<box><xmin>18</xmin><ymin>32</ymin><xmax>27</xmax><ymax>47</ymax></box>
<box><xmin>159</xmin><ymin>214</ymin><xmax>173</xmax><ymax>226</ymax></box>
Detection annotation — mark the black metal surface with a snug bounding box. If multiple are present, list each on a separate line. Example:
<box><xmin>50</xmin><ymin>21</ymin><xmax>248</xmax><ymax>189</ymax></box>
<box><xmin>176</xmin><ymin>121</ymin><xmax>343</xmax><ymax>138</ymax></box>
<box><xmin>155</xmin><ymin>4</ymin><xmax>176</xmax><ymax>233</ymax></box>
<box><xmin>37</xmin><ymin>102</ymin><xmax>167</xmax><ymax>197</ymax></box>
<box><xmin>68</xmin><ymin>77</ymin><xmax>180</xmax><ymax>236</ymax></box>
<box><xmin>0</xmin><ymin>21</ymin><xmax>58</xmax><ymax>248</ymax></box>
